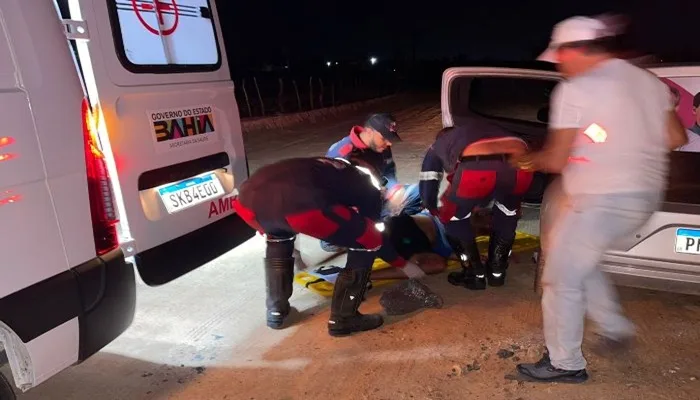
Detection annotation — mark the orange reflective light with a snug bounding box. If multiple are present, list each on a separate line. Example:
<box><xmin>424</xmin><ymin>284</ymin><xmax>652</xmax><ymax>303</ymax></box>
<box><xmin>0</xmin><ymin>153</ymin><xmax>16</xmax><ymax>162</ymax></box>
<box><xmin>0</xmin><ymin>137</ymin><xmax>13</xmax><ymax>147</ymax></box>
<box><xmin>583</xmin><ymin>123</ymin><xmax>608</xmax><ymax>144</ymax></box>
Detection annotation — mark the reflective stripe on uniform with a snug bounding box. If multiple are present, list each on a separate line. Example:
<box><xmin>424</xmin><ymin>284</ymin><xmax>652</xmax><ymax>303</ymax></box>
<box><xmin>495</xmin><ymin>201</ymin><xmax>517</xmax><ymax>217</ymax></box>
<box><xmin>348</xmin><ymin>245</ymin><xmax>382</xmax><ymax>252</ymax></box>
<box><xmin>265</xmin><ymin>235</ymin><xmax>296</xmax><ymax>243</ymax></box>
<box><xmin>419</xmin><ymin>171</ymin><xmax>443</xmax><ymax>181</ymax></box>
<box><xmin>449</xmin><ymin>212</ymin><xmax>471</xmax><ymax>221</ymax></box>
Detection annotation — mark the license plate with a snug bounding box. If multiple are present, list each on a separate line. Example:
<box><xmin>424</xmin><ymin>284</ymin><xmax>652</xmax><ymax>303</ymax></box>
<box><xmin>675</xmin><ymin>228</ymin><xmax>700</xmax><ymax>254</ymax></box>
<box><xmin>158</xmin><ymin>173</ymin><xmax>225</xmax><ymax>214</ymax></box>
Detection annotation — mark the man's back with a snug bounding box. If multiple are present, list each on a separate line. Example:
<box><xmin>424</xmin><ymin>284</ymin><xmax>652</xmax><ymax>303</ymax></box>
<box><xmin>560</xmin><ymin>58</ymin><xmax>670</xmax><ymax>195</ymax></box>
<box><xmin>239</xmin><ymin>157</ymin><xmax>382</xmax><ymax>220</ymax></box>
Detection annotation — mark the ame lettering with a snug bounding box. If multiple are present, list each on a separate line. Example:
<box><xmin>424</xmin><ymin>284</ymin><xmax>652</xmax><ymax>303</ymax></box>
<box><xmin>208</xmin><ymin>196</ymin><xmax>236</xmax><ymax>218</ymax></box>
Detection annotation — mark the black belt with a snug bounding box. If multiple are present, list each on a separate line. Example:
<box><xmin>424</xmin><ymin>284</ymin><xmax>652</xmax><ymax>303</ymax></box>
<box><xmin>459</xmin><ymin>154</ymin><xmax>508</xmax><ymax>163</ymax></box>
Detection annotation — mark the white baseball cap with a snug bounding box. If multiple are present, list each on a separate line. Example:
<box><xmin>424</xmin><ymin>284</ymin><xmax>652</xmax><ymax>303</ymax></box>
<box><xmin>538</xmin><ymin>16</ymin><xmax>615</xmax><ymax>63</ymax></box>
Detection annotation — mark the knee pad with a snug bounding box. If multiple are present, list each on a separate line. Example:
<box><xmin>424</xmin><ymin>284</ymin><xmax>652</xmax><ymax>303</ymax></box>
<box><xmin>265</xmin><ymin>236</ymin><xmax>296</xmax><ymax>259</ymax></box>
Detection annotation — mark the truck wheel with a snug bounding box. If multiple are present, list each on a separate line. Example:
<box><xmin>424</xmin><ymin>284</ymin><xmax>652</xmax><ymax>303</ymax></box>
<box><xmin>0</xmin><ymin>372</ymin><xmax>15</xmax><ymax>400</ymax></box>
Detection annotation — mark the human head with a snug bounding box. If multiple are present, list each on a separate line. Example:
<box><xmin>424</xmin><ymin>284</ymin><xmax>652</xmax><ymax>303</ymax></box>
<box><xmin>538</xmin><ymin>16</ymin><xmax>619</xmax><ymax>78</ymax></box>
<box><xmin>384</xmin><ymin>214</ymin><xmax>433</xmax><ymax>260</ymax></box>
<box><xmin>360</xmin><ymin>113</ymin><xmax>400</xmax><ymax>153</ymax></box>
<box><xmin>694</xmin><ymin>92</ymin><xmax>700</xmax><ymax>125</ymax></box>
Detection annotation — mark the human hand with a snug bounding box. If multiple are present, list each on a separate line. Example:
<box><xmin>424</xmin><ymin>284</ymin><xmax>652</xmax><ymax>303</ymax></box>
<box><xmin>509</xmin><ymin>153</ymin><xmax>535</xmax><ymax>171</ymax></box>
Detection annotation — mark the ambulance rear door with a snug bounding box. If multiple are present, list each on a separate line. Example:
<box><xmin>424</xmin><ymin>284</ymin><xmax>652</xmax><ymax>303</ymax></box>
<box><xmin>67</xmin><ymin>0</ymin><xmax>254</xmax><ymax>285</ymax></box>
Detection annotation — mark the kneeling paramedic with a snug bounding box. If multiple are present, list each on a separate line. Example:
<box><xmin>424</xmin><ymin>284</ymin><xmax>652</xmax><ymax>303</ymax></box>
<box><xmin>326</xmin><ymin>113</ymin><xmax>423</xmax><ymax>219</ymax></box>
<box><xmin>419</xmin><ymin>121</ymin><xmax>534</xmax><ymax>290</ymax></box>
<box><xmin>233</xmin><ymin>156</ymin><xmax>424</xmax><ymax>336</ymax></box>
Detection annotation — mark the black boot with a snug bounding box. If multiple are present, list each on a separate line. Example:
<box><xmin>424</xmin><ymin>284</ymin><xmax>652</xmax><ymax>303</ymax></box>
<box><xmin>446</xmin><ymin>238</ymin><xmax>487</xmax><ymax>291</ymax></box>
<box><xmin>486</xmin><ymin>233</ymin><xmax>514</xmax><ymax>287</ymax></box>
<box><xmin>264</xmin><ymin>257</ymin><xmax>295</xmax><ymax>329</ymax></box>
<box><xmin>328</xmin><ymin>268</ymin><xmax>384</xmax><ymax>337</ymax></box>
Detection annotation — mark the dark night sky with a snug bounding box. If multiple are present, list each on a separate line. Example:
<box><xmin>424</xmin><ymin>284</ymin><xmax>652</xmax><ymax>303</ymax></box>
<box><xmin>215</xmin><ymin>0</ymin><xmax>698</xmax><ymax>69</ymax></box>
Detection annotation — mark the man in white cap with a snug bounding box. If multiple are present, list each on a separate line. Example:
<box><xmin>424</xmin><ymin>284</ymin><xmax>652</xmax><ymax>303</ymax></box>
<box><xmin>512</xmin><ymin>16</ymin><xmax>688</xmax><ymax>383</ymax></box>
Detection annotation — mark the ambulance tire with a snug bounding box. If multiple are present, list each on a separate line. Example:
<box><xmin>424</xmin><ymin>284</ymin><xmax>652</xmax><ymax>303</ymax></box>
<box><xmin>0</xmin><ymin>371</ymin><xmax>15</xmax><ymax>400</ymax></box>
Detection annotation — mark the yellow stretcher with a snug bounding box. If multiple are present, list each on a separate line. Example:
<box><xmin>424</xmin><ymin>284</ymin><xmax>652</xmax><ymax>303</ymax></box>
<box><xmin>293</xmin><ymin>231</ymin><xmax>540</xmax><ymax>298</ymax></box>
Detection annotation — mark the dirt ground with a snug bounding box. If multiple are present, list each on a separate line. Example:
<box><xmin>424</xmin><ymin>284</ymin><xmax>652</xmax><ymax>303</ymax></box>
<box><xmin>166</xmin><ymin>267</ymin><xmax>700</xmax><ymax>400</ymax></box>
<box><xmin>13</xmin><ymin>94</ymin><xmax>700</xmax><ymax>400</ymax></box>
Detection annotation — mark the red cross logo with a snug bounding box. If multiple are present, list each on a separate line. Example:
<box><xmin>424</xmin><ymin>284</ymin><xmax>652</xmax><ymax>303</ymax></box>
<box><xmin>131</xmin><ymin>0</ymin><xmax>180</xmax><ymax>36</ymax></box>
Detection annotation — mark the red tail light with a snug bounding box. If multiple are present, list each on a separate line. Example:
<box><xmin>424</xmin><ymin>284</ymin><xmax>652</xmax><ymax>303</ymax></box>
<box><xmin>0</xmin><ymin>137</ymin><xmax>13</xmax><ymax>147</ymax></box>
<box><xmin>82</xmin><ymin>98</ymin><xmax>119</xmax><ymax>255</ymax></box>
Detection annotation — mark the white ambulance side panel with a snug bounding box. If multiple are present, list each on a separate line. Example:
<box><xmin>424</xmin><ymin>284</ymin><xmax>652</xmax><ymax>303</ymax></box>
<box><xmin>0</xmin><ymin>0</ymin><xmax>93</xmax><ymax>297</ymax></box>
<box><xmin>1</xmin><ymin>0</ymin><xmax>97</xmax><ymax>390</ymax></box>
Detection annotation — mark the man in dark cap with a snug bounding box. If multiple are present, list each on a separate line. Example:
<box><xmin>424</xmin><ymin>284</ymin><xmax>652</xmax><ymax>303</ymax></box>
<box><xmin>322</xmin><ymin>113</ymin><xmax>422</xmax><ymax>252</ymax></box>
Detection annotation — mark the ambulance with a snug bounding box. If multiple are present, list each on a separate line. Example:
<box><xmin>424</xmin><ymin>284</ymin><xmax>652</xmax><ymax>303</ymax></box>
<box><xmin>0</xmin><ymin>0</ymin><xmax>252</xmax><ymax>396</ymax></box>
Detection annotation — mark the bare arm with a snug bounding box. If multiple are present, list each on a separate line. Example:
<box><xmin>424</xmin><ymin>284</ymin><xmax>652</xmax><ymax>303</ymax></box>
<box><xmin>528</xmin><ymin>128</ymin><xmax>578</xmax><ymax>173</ymax></box>
<box><xmin>666</xmin><ymin>110</ymin><xmax>688</xmax><ymax>150</ymax></box>
<box><xmin>511</xmin><ymin>82</ymin><xmax>580</xmax><ymax>173</ymax></box>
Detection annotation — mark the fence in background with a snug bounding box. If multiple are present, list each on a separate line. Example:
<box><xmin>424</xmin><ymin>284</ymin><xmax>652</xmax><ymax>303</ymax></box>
<box><xmin>233</xmin><ymin>72</ymin><xmax>401</xmax><ymax>119</ymax></box>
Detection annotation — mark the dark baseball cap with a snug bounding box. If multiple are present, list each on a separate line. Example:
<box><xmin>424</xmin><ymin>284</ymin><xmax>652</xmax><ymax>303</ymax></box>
<box><xmin>365</xmin><ymin>113</ymin><xmax>401</xmax><ymax>142</ymax></box>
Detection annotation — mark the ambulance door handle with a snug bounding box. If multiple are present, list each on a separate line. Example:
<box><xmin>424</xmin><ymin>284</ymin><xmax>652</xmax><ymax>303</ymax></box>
<box><xmin>62</xmin><ymin>19</ymin><xmax>90</xmax><ymax>41</ymax></box>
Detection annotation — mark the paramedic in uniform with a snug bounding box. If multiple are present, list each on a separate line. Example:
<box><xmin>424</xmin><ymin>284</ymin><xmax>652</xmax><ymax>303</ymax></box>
<box><xmin>326</xmin><ymin>113</ymin><xmax>423</xmax><ymax>219</ymax></box>
<box><xmin>232</xmin><ymin>156</ymin><xmax>424</xmax><ymax>336</ymax></box>
<box><xmin>513</xmin><ymin>16</ymin><xmax>688</xmax><ymax>383</ymax></box>
<box><xmin>419</xmin><ymin>122</ymin><xmax>534</xmax><ymax>290</ymax></box>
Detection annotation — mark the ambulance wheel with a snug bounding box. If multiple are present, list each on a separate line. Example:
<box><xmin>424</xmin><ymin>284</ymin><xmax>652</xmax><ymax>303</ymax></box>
<box><xmin>0</xmin><ymin>371</ymin><xmax>15</xmax><ymax>400</ymax></box>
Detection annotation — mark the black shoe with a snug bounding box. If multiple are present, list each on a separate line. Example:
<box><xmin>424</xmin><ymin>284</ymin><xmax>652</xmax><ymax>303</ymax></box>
<box><xmin>448</xmin><ymin>269</ymin><xmax>468</xmax><ymax>286</ymax></box>
<box><xmin>328</xmin><ymin>268</ymin><xmax>384</xmax><ymax>337</ymax></box>
<box><xmin>486</xmin><ymin>232</ymin><xmax>514</xmax><ymax>287</ymax></box>
<box><xmin>516</xmin><ymin>353</ymin><xmax>589</xmax><ymax>384</ymax></box>
<box><xmin>446</xmin><ymin>236</ymin><xmax>487</xmax><ymax>291</ymax></box>
<box><xmin>264</xmin><ymin>257</ymin><xmax>295</xmax><ymax>329</ymax></box>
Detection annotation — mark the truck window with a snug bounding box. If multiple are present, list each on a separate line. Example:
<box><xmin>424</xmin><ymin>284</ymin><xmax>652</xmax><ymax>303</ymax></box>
<box><xmin>468</xmin><ymin>77</ymin><xmax>556</xmax><ymax>125</ymax></box>
<box><xmin>107</xmin><ymin>0</ymin><xmax>221</xmax><ymax>73</ymax></box>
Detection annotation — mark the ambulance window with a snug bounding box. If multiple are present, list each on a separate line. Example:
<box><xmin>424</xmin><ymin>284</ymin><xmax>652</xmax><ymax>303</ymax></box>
<box><xmin>107</xmin><ymin>0</ymin><xmax>221</xmax><ymax>73</ymax></box>
<box><xmin>467</xmin><ymin>77</ymin><xmax>557</xmax><ymax>125</ymax></box>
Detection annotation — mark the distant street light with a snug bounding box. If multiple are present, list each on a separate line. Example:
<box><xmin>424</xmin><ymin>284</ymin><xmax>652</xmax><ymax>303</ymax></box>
<box><xmin>370</xmin><ymin>57</ymin><xmax>378</xmax><ymax>65</ymax></box>
<box><xmin>326</xmin><ymin>61</ymin><xmax>331</xmax><ymax>67</ymax></box>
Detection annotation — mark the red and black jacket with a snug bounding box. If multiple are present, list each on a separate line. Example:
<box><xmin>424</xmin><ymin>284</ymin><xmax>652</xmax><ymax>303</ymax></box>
<box><xmin>238</xmin><ymin>157</ymin><xmax>383</xmax><ymax>221</ymax></box>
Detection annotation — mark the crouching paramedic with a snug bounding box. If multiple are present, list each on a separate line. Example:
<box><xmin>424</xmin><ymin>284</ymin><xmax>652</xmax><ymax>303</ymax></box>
<box><xmin>233</xmin><ymin>156</ymin><xmax>423</xmax><ymax>336</ymax></box>
<box><xmin>326</xmin><ymin>113</ymin><xmax>423</xmax><ymax>219</ymax></box>
<box><xmin>419</xmin><ymin>121</ymin><xmax>534</xmax><ymax>290</ymax></box>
